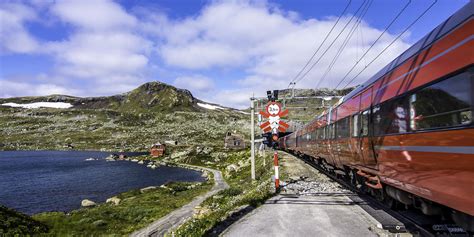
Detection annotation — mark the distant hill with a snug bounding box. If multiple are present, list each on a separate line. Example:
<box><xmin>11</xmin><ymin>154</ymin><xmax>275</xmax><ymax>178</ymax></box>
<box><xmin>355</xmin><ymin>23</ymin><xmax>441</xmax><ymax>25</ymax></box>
<box><xmin>0</xmin><ymin>82</ymin><xmax>247</xmax><ymax>151</ymax></box>
<box><xmin>0</xmin><ymin>81</ymin><xmax>225</xmax><ymax>113</ymax></box>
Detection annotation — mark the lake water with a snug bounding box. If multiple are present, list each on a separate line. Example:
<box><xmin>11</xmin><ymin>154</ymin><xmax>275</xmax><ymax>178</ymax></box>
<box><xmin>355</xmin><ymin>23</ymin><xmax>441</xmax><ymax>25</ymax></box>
<box><xmin>0</xmin><ymin>151</ymin><xmax>204</xmax><ymax>215</ymax></box>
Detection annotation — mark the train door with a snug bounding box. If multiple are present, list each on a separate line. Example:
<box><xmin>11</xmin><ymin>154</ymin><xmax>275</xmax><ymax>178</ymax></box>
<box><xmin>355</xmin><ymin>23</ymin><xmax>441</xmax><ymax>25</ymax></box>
<box><xmin>358</xmin><ymin>87</ymin><xmax>378</xmax><ymax>168</ymax></box>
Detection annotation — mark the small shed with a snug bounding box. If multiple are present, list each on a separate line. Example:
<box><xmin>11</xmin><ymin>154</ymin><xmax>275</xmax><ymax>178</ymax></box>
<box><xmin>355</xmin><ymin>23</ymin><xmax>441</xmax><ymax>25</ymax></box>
<box><xmin>150</xmin><ymin>143</ymin><xmax>166</xmax><ymax>158</ymax></box>
<box><xmin>224</xmin><ymin>132</ymin><xmax>246</xmax><ymax>150</ymax></box>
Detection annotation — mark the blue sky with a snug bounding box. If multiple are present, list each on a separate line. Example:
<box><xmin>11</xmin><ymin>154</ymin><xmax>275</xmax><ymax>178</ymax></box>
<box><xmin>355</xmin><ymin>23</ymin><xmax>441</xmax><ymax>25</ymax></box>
<box><xmin>0</xmin><ymin>0</ymin><xmax>469</xmax><ymax>108</ymax></box>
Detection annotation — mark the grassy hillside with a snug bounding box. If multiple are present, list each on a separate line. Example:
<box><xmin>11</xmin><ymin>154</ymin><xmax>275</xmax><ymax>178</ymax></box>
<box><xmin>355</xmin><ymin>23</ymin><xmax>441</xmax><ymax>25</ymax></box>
<box><xmin>0</xmin><ymin>82</ymin><xmax>249</xmax><ymax>151</ymax></box>
<box><xmin>0</xmin><ymin>205</ymin><xmax>48</xmax><ymax>235</ymax></box>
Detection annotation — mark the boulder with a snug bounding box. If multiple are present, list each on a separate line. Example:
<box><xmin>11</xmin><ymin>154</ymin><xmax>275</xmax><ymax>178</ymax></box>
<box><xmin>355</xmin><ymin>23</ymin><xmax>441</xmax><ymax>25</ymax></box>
<box><xmin>138</xmin><ymin>160</ymin><xmax>144</xmax><ymax>165</ymax></box>
<box><xmin>106</xmin><ymin>197</ymin><xmax>121</xmax><ymax>205</ymax></box>
<box><xmin>131</xmin><ymin>159</ymin><xmax>139</xmax><ymax>162</ymax></box>
<box><xmin>105</xmin><ymin>156</ymin><xmax>116</xmax><ymax>161</ymax></box>
<box><xmin>226</xmin><ymin>164</ymin><xmax>239</xmax><ymax>172</ymax></box>
<box><xmin>92</xmin><ymin>220</ymin><xmax>107</xmax><ymax>227</ymax></box>
<box><xmin>81</xmin><ymin>199</ymin><xmax>96</xmax><ymax>207</ymax></box>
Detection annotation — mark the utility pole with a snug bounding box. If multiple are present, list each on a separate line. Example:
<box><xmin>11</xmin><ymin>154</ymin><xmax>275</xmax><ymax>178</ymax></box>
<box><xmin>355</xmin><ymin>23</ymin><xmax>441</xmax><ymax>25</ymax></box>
<box><xmin>250</xmin><ymin>96</ymin><xmax>256</xmax><ymax>180</ymax></box>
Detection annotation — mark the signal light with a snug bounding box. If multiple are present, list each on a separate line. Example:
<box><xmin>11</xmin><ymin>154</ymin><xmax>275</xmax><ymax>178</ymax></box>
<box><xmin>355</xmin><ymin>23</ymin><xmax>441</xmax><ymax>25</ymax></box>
<box><xmin>262</xmin><ymin>132</ymin><xmax>279</xmax><ymax>148</ymax></box>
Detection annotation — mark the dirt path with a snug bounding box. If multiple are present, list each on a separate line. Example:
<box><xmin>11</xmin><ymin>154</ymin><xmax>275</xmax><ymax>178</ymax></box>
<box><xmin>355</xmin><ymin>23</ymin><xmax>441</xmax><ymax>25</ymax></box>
<box><xmin>130</xmin><ymin>165</ymin><xmax>229</xmax><ymax>237</ymax></box>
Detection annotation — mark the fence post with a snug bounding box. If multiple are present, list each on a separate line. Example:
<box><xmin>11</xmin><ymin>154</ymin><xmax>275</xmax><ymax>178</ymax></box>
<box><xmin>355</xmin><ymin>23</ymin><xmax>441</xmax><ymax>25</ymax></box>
<box><xmin>274</xmin><ymin>151</ymin><xmax>279</xmax><ymax>191</ymax></box>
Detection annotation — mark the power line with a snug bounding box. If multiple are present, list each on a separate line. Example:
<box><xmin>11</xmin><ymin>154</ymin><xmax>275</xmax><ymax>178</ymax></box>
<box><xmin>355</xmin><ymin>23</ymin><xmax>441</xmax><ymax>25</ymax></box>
<box><xmin>316</xmin><ymin>0</ymin><xmax>373</xmax><ymax>89</ymax></box>
<box><xmin>341</xmin><ymin>0</ymin><xmax>437</xmax><ymax>89</ymax></box>
<box><xmin>334</xmin><ymin>0</ymin><xmax>412</xmax><ymax>89</ymax></box>
<box><xmin>293</xmin><ymin>0</ymin><xmax>369</xmax><ymax>85</ymax></box>
<box><xmin>287</xmin><ymin>0</ymin><xmax>352</xmax><ymax>89</ymax></box>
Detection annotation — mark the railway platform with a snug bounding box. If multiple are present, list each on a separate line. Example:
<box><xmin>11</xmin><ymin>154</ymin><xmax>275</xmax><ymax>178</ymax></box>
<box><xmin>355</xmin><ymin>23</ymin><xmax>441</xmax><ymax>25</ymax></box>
<box><xmin>221</xmin><ymin>152</ymin><xmax>406</xmax><ymax>237</ymax></box>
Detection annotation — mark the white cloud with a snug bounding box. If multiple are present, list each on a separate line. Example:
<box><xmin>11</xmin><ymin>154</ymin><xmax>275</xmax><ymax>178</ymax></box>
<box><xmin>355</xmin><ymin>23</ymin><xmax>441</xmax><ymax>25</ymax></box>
<box><xmin>173</xmin><ymin>75</ymin><xmax>215</xmax><ymax>93</ymax></box>
<box><xmin>154</xmin><ymin>1</ymin><xmax>411</xmax><ymax>108</ymax></box>
<box><xmin>0</xmin><ymin>2</ymin><xmax>39</xmax><ymax>53</ymax></box>
<box><xmin>51</xmin><ymin>0</ymin><xmax>137</xmax><ymax>30</ymax></box>
<box><xmin>44</xmin><ymin>0</ymin><xmax>152</xmax><ymax>93</ymax></box>
<box><xmin>0</xmin><ymin>80</ymin><xmax>79</xmax><ymax>98</ymax></box>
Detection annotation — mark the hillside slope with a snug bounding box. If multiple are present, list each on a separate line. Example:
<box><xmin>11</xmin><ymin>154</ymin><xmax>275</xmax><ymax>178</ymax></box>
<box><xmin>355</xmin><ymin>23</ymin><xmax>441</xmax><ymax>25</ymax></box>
<box><xmin>0</xmin><ymin>82</ymin><xmax>248</xmax><ymax>151</ymax></box>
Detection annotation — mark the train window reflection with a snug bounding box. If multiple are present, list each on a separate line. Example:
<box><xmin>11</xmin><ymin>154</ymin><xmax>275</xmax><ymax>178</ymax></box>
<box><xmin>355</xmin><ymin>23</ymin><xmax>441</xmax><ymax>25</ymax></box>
<box><xmin>352</xmin><ymin>114</ymin><xmax>359</xmax><ymax>137</ymax></box>
<box><xmin>337</xmin><ymin>116</ymin><xmax>350</xmax><ymax>138</ymax></box>
<box><xmin>409</xmin><ymin>71</ymin><xmax>472</xmax><ymax>130</ymax></box>
<box><xmin>373</xmin><ymin>98</ymin><xmax>409</xmax><ymax>135</ymax></box>
<box><xmin>361</xmin><ymin>110</ymin><xmax>370</xmax><ymax>136</ymax></box>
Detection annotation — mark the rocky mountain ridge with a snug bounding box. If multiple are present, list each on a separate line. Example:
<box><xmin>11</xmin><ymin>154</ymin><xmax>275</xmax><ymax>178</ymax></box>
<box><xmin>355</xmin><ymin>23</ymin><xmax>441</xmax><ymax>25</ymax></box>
<box><xmin>0</xmin><ymin>81</ymin><xmax>226</xmax><ymax>113</ymax></box>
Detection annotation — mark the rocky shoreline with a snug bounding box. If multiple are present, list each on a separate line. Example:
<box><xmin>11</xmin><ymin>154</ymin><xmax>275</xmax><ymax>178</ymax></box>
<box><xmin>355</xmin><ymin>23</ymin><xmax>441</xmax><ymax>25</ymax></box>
<box><xmin>79</xmin><ymin>154</ymin><xmax>210</xmax><ymax>208</ymax></box>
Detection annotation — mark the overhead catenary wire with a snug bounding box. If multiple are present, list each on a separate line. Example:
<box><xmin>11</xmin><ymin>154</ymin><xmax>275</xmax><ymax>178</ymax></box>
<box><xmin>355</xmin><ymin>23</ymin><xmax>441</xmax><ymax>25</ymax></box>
<box><xmin>315</xmin><ymin>0</ymin><xmax>373</xmax><ymax>89</ymax></box>
<box><xmin>293</xmin><ymin>0</ymin><xmax>370</xmax><ymax>85</ymax></box>
<box><xmin>341</xmin><ymin>0</ymin><xmax>437</xmax><ymax>89</ymax></box>
<box><xmin>334</xmin><ymin>0</ymin><xmax>412</xmax><ymax>89</ymax></box>
<box><xmin>287</xmin><ymin>0</ymin><xmax>352</xmax><ymax>89</ymax></box>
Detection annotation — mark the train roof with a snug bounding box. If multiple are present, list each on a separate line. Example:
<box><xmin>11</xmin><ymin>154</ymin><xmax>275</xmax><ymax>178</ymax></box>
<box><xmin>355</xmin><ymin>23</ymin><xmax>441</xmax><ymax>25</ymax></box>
<box><xmin>341</xmin><ymin>1</ymin><xmax>473</xmax><ymax>103</ymax></box>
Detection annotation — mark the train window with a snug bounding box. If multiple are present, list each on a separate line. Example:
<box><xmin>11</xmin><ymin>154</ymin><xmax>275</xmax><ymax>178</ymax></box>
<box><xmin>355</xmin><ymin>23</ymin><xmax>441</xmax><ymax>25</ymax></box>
<box><xmin>336</xmin><ymin>117</ymin><xmax>350</xmax><ymax>138</ymax></box>
<box><xmin>352</xmin><ymin>114</ymin><xmax>359</xmax><ymax>137</ymax></box>
<box><xmin>409</xmin><ymin>71</ymin><xmax>472</xmax><ymax>130</ymax></box>
<box><xmin>330</xmin><ymin>124</ymin><xmax>336</xmax><ymax>139</ymax></box>
<box><xmin>373</xmin><ymin>98</ymin><xmax>409</xmax><ymax>136</ymax></box>
<box><xmin>361</xmin><ymin>109</ymin><xmax>370</xmax><ymax>136</ymax></box>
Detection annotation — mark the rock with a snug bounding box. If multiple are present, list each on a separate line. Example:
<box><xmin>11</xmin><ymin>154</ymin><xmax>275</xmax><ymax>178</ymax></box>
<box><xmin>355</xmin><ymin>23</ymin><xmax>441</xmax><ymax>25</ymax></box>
<box><xmin>289</xmin><ymin>176</ymin><xmax>301</xmax><ymax>182</ymax></box>
<box><xmin>81</xmin><ymin>199</ymin><xmax>96</xmax><ymax>207</ymax></box>
<box><xmin>202</xmin><ymin>146</ymin><xmax>213</xmax><ymax>155</ymax></box>
<box><xmin>138</xmin><ymin>160</ymin><xmax>144</xmax><ymax>165</ymax></box>
<box><xmin>226</xmin><ymin>164</ymin><xmax>239</xmax><ymax>172</ymax></box>
<box><xmin>193</xmin><ymin>206</ymin><xmax>211</xmax><ymax>218</ymax></box>
<box><xmin>131</xmin><ymin>159</ymin><xmax>139</xmax><ymax>162</ymax></box>
<box><xmin>151</xmin><ymin>164</ymin><xmax>157</xmax><ymax>169</ymax></box>
<box><xmin>105</xmin><ymin>155</ymin><xmax>116</xmax><ymax>161</ymax></box>
<box><xmin>140</xmin><ymin>186</ymin><xmax>157</xmax><ymax>193</ymax></box>
<box><xmin>85</xmin><ymin>158</ymin><xmax>96</xmax><ymax>161</ymax></box>
<box><xmin>92</xmin><ymin>220</ymin><xmax>107</xmax><ymax>227</ymax></box>
<box><xmin>106</xmin><ymin>197</ymin><xmax>121</xmax><ymax>205</ymax></box>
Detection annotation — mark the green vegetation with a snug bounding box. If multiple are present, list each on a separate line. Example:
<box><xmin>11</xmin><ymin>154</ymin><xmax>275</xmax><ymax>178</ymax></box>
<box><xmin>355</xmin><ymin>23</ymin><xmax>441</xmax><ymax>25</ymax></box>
<box><xmin>33</xmin><ymin>181</ymin><xmax>213</xmax><ymax>236</ymax></box>
<box><xmin>169</xmin><ymin>150</ymin><xmax>275</xmax><ymax>236</ymax></box>
<box><xmin>0</xmin><ymin>205</ymin><xmax>48</xmax><ymax>235</ymax></box>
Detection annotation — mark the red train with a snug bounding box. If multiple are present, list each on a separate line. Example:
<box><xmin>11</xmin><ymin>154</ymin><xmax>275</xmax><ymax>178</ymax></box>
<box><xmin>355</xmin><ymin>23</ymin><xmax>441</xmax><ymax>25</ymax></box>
<box><xmin>280</xmin><ymin>2</ymin><xmax>473</xmax><ymax>231</ymax></box>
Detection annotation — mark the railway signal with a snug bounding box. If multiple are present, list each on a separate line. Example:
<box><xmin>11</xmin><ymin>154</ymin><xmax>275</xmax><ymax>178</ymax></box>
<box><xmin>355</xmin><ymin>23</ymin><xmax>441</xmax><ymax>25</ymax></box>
<box><xmin>259</xmin><ymin>92</ymin><xmax>289</xmax><ymax>148</ymax></box>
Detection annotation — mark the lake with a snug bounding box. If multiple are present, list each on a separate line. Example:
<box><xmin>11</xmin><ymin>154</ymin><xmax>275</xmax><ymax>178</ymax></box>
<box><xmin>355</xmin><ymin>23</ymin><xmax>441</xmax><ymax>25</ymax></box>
<box><xmin>0</xmin><ymin>151</ymin><xmax>204</xmax><ymax>215</ymax></box>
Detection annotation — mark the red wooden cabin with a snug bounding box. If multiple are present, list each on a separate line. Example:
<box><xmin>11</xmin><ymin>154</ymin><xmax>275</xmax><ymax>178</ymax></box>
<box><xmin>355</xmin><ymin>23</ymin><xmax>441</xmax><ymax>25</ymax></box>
<box><xmin>150</xmin><ymin>143</ymin><xmax>166</xmax><ymax>158</ymax></box>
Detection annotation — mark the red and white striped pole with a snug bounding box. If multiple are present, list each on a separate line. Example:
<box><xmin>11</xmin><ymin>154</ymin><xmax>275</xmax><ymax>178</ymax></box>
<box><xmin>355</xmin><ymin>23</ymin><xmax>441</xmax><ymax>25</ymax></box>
<box><xmin>274</xmin><ymin>151</ymin><xmax>279</xmax><ymax>191</ymax></box>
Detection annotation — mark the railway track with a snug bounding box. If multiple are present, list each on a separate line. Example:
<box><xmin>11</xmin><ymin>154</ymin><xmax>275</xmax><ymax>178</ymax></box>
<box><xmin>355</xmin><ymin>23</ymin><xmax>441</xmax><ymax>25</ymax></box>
<box><xmin>291</xmin><ymin>152</ymin><xmax>471</xmax><ymax>237</ymax></box>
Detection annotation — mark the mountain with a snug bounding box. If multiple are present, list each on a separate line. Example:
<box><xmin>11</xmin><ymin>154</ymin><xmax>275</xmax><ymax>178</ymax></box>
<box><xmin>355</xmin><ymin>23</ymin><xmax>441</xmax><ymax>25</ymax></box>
<box><xmin>0</xmin><ymin>82</ymin><xmax>248</xmax><ymax>151</ymax></box>
<box><xmin>0</xmin><ymin>81</ymin><xmax>222</xmax><ymax>113</ymax></box>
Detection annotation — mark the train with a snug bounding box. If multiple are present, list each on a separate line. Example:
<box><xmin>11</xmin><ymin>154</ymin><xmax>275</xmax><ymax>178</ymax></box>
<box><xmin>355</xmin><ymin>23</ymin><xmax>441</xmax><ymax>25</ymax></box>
<box><xmin>279</xmin><ymin>2</ymin><xmax>473</xmax><ymax>232</ymax></box>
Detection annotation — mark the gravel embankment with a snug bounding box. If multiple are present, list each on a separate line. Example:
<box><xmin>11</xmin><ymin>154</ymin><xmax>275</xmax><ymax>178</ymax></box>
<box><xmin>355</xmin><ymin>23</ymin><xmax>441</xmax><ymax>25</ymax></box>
<box><xmin>278</xmin><ymin>152</ymin><xmax>349</xmax><ymax>195</ymax></box>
